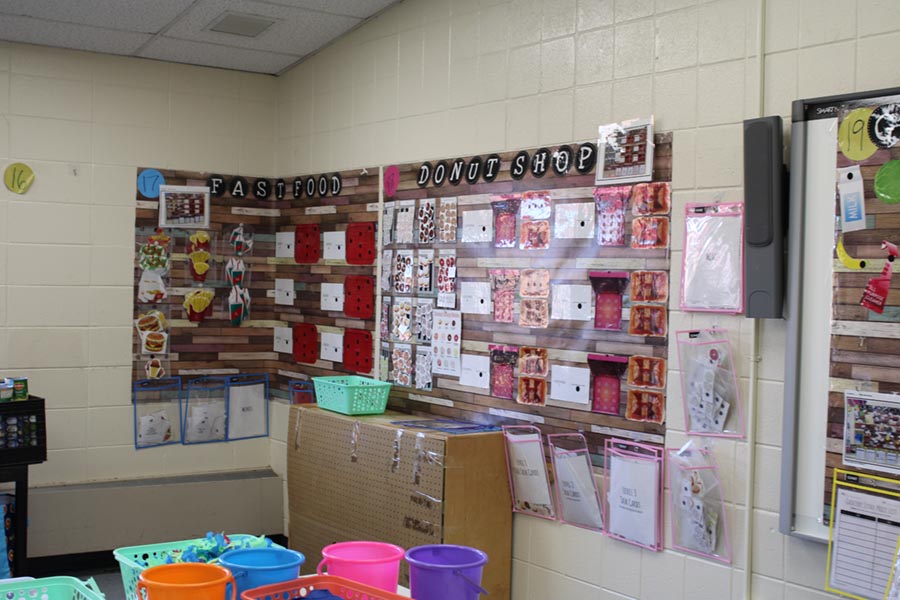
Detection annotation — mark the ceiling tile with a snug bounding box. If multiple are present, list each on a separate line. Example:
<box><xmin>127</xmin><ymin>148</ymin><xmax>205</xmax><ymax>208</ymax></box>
<box><xmin>138</xmin><ymin>36</ymin><xmax>297</xmax><ymax>74</ymax></box>
<box><xmin>164</xmin><ymin>0</ymin><xmax>361</xmax><ymax>57</ymax></box>
<box><xmin>265</xmin><ymin>0</ymin><xmax>399</xmax><ymax>19</ymax></box>
<box><xmin>0</xmin><ymin>0</ymin><xmax>196</xmax><ymax>33</ymax></box>
<box><xmin>0</xmin><ymin>15</ymin><xmax>151</xmax><ymax>55</ymax></box>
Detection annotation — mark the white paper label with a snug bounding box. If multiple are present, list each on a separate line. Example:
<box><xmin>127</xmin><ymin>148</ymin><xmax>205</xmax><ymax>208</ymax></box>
<box><xmin>321</xmin><ymin>282</ymin><xmax>345</xmax><ymax>311</ymax></box>
<box><xmin>608</xmin><ymin>455</ymin><xmax>659</xmax><ymax>547</ymax></box>
<box><xmin>460</xmin><ymin>281</ymin><xmax>492</xmax><ymax>314</ymax></box>
<box><xmin>321</xmin><ymin>332</ymin><xmax>343</xmax><ymax>363</ymax></box>
<box><xmin>550</xmin><ymin>284</ymin><xmax>594</xmax><ymax>321</ymax></box>
<box><xmin>227</xmin><ymin>383</ymin><xmax>267</xmax><ymax>439</ymax></box>
<box><xmin>273</xmin><ymin>326</ymin><xmax>293</xmax><ymax>354</ymax></box>
<box><xmin>275</xmin><ymin>278</ymin><xmax>295</xmax><ymax>306</ymax></box>
<box><xmin>275</xmin><ymin>231</ymin><xmax>295</xmax><ymax>258</ymax></box>
<box><xmin>554</xmin><ymin>203</ymin><xmax>596</xmax><ymax>239</ymax></box>
<box><xmin>459</xmin><ymin>354</ymin><xmax>490</xmax><ymax>389</ymax></box>
<box><xmin>550</xmin><ymin>365</ymin><xmax>591</xmax><ymax>404</ymax></box>
<box><xmin>838</xmin><ymin>165</ymin><xmax>867</xmax><ymax>233</ymax></box>
<box><xmin>461</xmin><ymin>209</ymin><xmax>493</xmax><ymax>243</ymax></box>
<box><xmin>323</xmin><ymin>231</ymin><xmax>346</xmax><ymax>260</ymax></box>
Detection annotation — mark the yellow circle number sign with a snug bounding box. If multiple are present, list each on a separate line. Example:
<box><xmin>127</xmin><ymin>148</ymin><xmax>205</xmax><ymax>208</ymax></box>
<box><xmin>838</xmin><ymin>107</ymin><xmax>878</xmax><ymax>162</ymax></box>
<box><xmin>4</xmin><ymin>162</ymin><xmax>35</xmax><ymax>194</ymax></box>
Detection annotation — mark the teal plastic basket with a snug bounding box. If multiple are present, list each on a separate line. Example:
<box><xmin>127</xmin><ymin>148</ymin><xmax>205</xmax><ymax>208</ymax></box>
<box><xmin>312</xmin><ymin>376</ymin><xmax>392</xmax><ymax>415</ymax></box>
<box><xmin>114</xmin><ymin>535</ymin><xmax>282</xmax><ymax>600</ymax></box>
<box><xmin>0</xmin><ymin>577</ymin><xmax>104</xmax><ymax>600</ymax></box>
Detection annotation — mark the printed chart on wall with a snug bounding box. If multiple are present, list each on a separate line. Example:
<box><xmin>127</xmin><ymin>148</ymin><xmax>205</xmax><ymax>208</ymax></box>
<box><xmin>380</xmin><ymin>129</ymin><xmax>673</xmax><ymax>453</ymax></box>
<box><xmin>827</xmin><ymin>470</ymin><xmax>900</xmax><ymax>600</ymax></box>
<box><xmin>824</xmin><ymin>92</ymin><xmax>900</xmax><ymax>518</ymax></box>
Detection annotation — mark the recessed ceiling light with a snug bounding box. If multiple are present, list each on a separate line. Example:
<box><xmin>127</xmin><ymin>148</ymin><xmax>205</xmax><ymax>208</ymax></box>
<box><xmin>208</xmin><ymin>12</ymin><xmax>276</xmax><ymax>38</ymax></box>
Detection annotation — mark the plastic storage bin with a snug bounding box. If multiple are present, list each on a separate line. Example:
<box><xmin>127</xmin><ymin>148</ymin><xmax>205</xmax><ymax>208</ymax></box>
<box><xmin>114</xmin><ymin>534</ymin><xmax>282</xmax><ymax>600</ymax></box>
<box><xmin>0</xmin><ymin>576</ymin><xmax>104</xmax><ymax>600</ymax></box>
<box><xmin>289</xmin><ymin>380</ymin><xmax>316</xmax><ymax>405</ymax></box>
<box><xmin>239</xmin><ymin>575</ymin><xmax>407</xmax><ymax>600</ymax></box>
<box><xmin>0</xmin><ymin>396</ymin><xmax>46</xmax><ymax>465</ymax></box>
<box><xmin>312</xmin><ymin>377</ymin><xmax>391</xmax><ymax>416</ymax></box>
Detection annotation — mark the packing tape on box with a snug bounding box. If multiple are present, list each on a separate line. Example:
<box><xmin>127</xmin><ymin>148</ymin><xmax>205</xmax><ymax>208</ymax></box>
<box><xmin>413</xmin><ymin>433</ymin><xmax>424</xmax><ymax>485</ymax></box>
<box><xmin>412</xmin><ymin>432</ymin><xmax>445</xmax><ymax>485</ymax></box>
<box><xmin>391</xmin><ymin>429</ymin><xmax>403</xmax><ymax>474</ymax></box>
<box><xmin>350</xmin><ymin>420</ymin><xmax>361</xmax><ymax>463</ymax></box>
<box><xmin>412</xmin><ymin>489</ymin><xmax>443</xmax><ymax>506</ymax></box>
<box><xmin>293</xmin><ymin>408</ymin><xmax>302</xmax><ymax>449</ymax></box>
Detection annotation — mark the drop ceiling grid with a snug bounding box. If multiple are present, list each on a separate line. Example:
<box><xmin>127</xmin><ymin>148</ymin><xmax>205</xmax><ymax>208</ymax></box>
<box><xmin>0</xmin><ymin>0</ymin><xmax>401</xmax><ymax>74</ymax></box>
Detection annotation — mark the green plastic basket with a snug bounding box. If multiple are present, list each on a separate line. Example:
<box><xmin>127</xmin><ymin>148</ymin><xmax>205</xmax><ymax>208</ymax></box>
<box><xmin>0</xmin><ymin>577</ymin><xmax>104</xmax><ymax>600</ymax></box>
<box><xmin>113</xmin><ymin>534</ymin><xmax>281</xmax><ymax>600</ymax></box>
<box><xmin>312</xmin><ymin>376</ymin><xmax>392</xmax><ymax>415</ymax></box>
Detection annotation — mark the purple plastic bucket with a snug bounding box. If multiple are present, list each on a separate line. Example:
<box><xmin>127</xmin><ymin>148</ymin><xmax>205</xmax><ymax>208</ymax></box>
<box><xmin>405</xmin><ymin>545</ymin><xmax>489</xmax><ymax>600</ymax></box>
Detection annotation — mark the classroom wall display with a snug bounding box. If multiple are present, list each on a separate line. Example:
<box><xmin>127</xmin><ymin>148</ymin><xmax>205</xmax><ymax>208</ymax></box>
<box><xmin>780</xmin><ymin>87</ymin><xmax>900</xmax><ymax>541</ymax></box>
<box><xmin>134</xmin><ymin>134</ymin><xmax>669</xmax><ymax>452</ymax></box>
<box><xmin>380</xmin><ymin>134</ymin><xmax>672</xmax><ymax>453</ymax></box>
<box><xmin>133</xmin><ymin>167</ymin><xmax>380</xmax><ymax>408</ymax></box>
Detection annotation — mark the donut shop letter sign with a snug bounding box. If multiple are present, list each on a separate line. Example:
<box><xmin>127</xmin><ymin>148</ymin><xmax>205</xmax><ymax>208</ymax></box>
<box><xmin>415</xmin><ymin>143</ymin><xmax>598</xmax><ymax>188</ymax></box>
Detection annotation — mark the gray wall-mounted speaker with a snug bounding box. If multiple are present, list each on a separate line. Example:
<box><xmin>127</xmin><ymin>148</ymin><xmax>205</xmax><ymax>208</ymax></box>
<box><xmin>743</xmin><ymin>116</ymin><xmax>786</xmax><ymax>318</ymax></box>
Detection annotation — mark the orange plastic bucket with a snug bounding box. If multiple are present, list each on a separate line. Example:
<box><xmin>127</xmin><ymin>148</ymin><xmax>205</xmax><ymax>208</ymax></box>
<box><xmin>137</xmin><ymin>563</ymin><xmax>235</xmax><ymax>600</ymax></box>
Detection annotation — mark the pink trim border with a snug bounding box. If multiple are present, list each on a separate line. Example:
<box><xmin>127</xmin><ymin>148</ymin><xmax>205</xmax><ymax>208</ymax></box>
<box><xmin>548</xmin><ymin>433</ymin><xmax>605</xmax><ymax>532</ymax></box>
<box><xmin>502</xmin><ymin>425</ymin><xmax>556</xmax><ymax>521</ymax></box>
<box><xmin>602</xmin><ymin>438</ymin><xmax>664</xmax><ymax>552</ymax></box>
<box><xmin>679</xmin><ymin>202</ymin><xmax>745</xmax><ymax>314</ymax></box>
<box><xmin>675</xmin><ymin>329</ymin><xmax>746</xmax><ymax>439</ymax></box>
<box><xmin>666</xmin><ymin>447</ymin><xmax>733</xmax><ymax>564</ymax></box>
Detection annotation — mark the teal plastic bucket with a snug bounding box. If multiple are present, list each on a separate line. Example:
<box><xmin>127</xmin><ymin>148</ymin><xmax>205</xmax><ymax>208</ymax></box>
<box><xmin>218</xmin><ymin>548</ymin><xmax>305</xmax><ymax>596</ymax></box>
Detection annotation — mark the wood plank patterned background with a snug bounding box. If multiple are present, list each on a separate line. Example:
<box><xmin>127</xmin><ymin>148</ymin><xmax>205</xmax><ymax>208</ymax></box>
<box><xmin>382</xmin><ymin>134</ymin><xmax>673</xmax><ymax>455</ymax></box>
<box><xmin>825</xmin><ymin>141</ymin><xmax>900</xmax><ymax>511</ymax></box>
<box><xmin>132</xmin><ymin>167</ymin><xmax>379</xmax><ymax>403</ymax></box>
<box><xmin>134</xmin><ymin>135</ymin><xmax>673</xmax><ymax>456</ymax></box>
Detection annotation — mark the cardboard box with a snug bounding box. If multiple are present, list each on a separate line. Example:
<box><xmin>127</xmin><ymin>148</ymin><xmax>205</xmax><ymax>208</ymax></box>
<box><xmin>288</xmin><ymin>406</ymin><xmax>512</xmax><ymax>599</ymax></box>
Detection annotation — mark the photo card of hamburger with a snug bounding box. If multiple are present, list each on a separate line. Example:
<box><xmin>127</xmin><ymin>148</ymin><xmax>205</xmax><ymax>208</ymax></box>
<box><xmin>134</xmin><ymin>309</ymin><xmax>168</xmax><ymax>335</ymax></box>
<box><xmin>140</xmin><ymin>330</ymin><xmax>169</xmax><ymax>355</ymax></box>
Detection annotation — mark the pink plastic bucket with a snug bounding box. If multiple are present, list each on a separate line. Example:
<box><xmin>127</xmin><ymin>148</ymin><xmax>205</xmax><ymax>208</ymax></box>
<box><xmin>316</xmin><ymin>541</ymin><xmax>405</xmax><ymax>593</ymax></box>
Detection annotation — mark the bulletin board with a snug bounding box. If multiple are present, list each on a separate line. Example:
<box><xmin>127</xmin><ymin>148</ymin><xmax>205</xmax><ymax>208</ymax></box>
<box><xmin>133</xmin><ymin>134</ymin><xmax>672</xmax><ymax>454</ymax></box>
<box><xmin>782</xmin><ymin>87</ymin><xmax>900</xmax><ymax>541</ymax></box>
<box><xmin>270</xmin><ymin>167</ymin><xmax>380</xmax><ymax>393</ymax></box>
<box><xmin>132</xmin><ymin>167</ymin><xmax>379</xmax><ymax>405</ymax></box>
<box><xmin>132</xmin><ymin>168</ymin><xmax>284</xmax><ymax>385</ymax></box>
<box><xmin>380</xmin><ymin>134</ymin><xmax>673</xmax><ymax>454</ymax></box>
